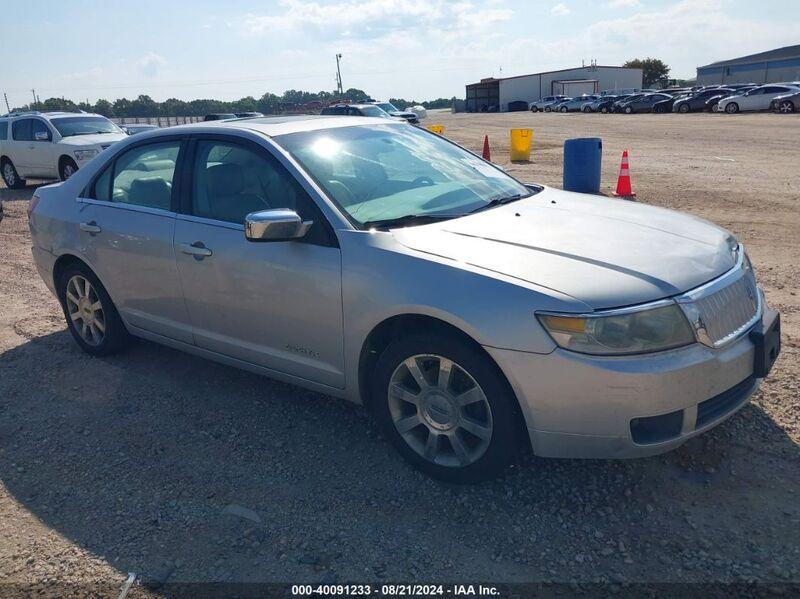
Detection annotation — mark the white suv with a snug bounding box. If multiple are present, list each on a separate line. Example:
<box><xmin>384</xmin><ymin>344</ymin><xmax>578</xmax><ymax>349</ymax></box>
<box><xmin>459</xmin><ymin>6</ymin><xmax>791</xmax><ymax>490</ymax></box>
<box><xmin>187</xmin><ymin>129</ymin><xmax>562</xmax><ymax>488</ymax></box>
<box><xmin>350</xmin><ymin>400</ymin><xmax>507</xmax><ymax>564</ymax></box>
<box><xmin>0</xmin><ymin>111</ymin><xmax>127</xmax><ymax>188</ymax></box>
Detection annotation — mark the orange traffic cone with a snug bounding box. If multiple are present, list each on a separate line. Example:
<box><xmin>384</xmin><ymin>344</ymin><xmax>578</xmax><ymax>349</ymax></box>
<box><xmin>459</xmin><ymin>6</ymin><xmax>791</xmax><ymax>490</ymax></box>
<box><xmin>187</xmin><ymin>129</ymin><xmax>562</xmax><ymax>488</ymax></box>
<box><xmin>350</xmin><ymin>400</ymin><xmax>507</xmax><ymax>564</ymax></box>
<box><xmin>613</xmin><ymin>150</ymin><xmax>636</xmax><ymax>197</ymax></box>
<box><xmin>482</xmin><ymin>135</ymin><xmax>491</xmax><ymax>161</ymax></box>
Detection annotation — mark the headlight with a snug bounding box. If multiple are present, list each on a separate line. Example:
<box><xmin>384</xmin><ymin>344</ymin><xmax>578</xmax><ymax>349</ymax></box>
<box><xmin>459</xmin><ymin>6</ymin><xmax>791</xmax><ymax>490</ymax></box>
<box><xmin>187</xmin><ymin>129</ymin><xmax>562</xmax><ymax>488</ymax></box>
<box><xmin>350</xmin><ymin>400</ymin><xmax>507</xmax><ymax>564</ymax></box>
<box><xmin>74</xmin><ymin>149</ymin><xmax>100</xmax><ymax>161</ymax></box>
<box><xmin>537</xmin><ymin>303</ymin><xmax>695</xmax><ymax>356</ymax></box>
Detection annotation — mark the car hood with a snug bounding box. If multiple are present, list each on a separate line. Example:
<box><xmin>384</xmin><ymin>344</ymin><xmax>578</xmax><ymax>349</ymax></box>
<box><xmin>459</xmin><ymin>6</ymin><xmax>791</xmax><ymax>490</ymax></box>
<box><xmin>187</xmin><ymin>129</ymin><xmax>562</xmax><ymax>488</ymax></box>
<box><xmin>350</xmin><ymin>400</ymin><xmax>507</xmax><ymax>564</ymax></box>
<box><xmin>390</xmin><ymin>110</ymin><xmax>418</xmax><ymax>118</ymax></box>
<box><xmin>392</xmin><ymin>187</ymin><xmax>737</xmax><ymax>310</ymax></box>
<box><xmin>58</xmin><ymin>133</ymin><xmax>128</xmax><ymax>147</ymax></box>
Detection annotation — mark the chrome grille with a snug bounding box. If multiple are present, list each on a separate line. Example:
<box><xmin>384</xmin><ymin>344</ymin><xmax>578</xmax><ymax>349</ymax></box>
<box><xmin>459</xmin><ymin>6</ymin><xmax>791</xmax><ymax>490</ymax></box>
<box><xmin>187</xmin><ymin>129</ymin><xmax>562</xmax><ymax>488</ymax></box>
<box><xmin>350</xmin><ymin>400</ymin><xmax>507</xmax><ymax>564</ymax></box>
<box><xmin>678</xmin><ymin>257</ymin><xmax>761</xmax><ymax>349</ymax></box>
<box><xmin>693</xmin><ymin>271</ymin><xmax>759</xmax><ymax>345</ymax></box>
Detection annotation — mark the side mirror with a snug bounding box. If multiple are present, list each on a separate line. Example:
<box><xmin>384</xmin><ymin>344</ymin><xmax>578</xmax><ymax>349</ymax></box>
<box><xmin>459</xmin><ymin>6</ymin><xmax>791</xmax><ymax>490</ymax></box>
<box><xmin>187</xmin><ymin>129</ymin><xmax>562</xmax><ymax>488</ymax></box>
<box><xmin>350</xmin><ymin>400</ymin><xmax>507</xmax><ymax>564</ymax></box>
<box><xmin>35</xmin><ymin>131</ymin><xmax>50</xmax><ymax>142</ymax></box>
<box><xmin>245</xmin><ymin>208</ymin><xmax>312</xmax><ymax>242</ymax></box>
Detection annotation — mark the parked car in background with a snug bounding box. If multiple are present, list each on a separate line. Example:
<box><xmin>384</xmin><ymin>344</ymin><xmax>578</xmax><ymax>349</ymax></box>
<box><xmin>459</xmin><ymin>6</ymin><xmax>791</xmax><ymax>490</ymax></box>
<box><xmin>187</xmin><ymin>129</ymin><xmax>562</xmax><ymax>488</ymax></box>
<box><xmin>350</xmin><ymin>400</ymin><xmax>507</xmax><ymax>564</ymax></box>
<box><xmin>593</xmin><ymin>95</ymin><xmax>630</xmax><ymax>113</ymax></box>
<box><xmin>718</xmin><ymin>85</ymin><xmax>800</xmax><ymax>114</ymax></box>
<box><xmin>706</xmin><ymin>87</ymin><xmax>755</xmax><ymax>112</ymax></box>
<box><xmin>119</xmin><ymin>123</ymin><xmax>159</xmax><ymax>135</ymax></box>
<box><xmin>234</xmin><ymin>112</ymin><xmax>264</xmax><ymax>118</ymax></box>
<box><xmin>617</xmin><ymin>93</ymin><xmax>673</xmax><ymax>114</ymax></box>
<box><xmin>321</xmin><ymin>104</ymin><xmax>402</xmax><ymax>120</ymax></box>
<box><xmin>203</xmin><ymin>113</ymin><xmax>237</xmax><ymax>121</ymax></box>
<box><xmin>652</xmin><ymin>94</ymin><xmax>688</xmax><ymax>113</ymax></box>
<box><xmin>770</xmin><ymin>90</ymin><xmax>800</xmax><ymax>113</ymax></box>
<box><xmin>28</xmin><ymin>115</ymin><xmax>781</xmax><ymax>482</ymax></box>
<box><xmin>612</xmin><ymin>94</ymin><xmax>644</xmax><ymax>112</ymax></box>
<box><xmin>672</xmin><ymin>88</ymin><xmax>737</xmax><ymax>113</ymax></box>
<box><xmin>0</xmin><ymin>111</ymin><xmax>126</xmax><ymax>187</ymax></box>
<box><xmin>366</xmin><ymin>102</ymin><xmax>420</xmax><ymax>123</ymax></box>
<box><xmin>555</xmin><ymin>95</ymin><xmax>600</xmax><ymax>113</ymax></box>
<box><xmin>530</xmin><ymin>96</ymin><xmax>568</xmax><ymax>112</ymax></box>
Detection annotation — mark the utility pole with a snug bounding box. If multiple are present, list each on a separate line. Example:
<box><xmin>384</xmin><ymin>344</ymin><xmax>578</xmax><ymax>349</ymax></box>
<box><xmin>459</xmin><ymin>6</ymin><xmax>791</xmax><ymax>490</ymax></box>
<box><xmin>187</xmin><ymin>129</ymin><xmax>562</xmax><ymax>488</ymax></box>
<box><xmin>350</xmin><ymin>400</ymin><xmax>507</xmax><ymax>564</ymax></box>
<box><xmin>335</xmin><ymin>53</ymin><xmax>343</xmax><ymax>96</ymax></box>
<box><xmin>3</xmin><ymin>93</ymin><xmax>10</xmax><ymax>113</ymax></box>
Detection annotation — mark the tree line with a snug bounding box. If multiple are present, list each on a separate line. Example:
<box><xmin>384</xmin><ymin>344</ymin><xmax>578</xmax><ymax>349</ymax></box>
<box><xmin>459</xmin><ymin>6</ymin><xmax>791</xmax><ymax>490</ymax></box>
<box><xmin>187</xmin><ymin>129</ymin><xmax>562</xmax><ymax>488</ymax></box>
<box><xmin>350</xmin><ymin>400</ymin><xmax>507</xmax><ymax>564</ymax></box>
<box><xmin>14</xmin><ymin>88</ymin><xmax>456</xmax><ymax>117</ymax></box>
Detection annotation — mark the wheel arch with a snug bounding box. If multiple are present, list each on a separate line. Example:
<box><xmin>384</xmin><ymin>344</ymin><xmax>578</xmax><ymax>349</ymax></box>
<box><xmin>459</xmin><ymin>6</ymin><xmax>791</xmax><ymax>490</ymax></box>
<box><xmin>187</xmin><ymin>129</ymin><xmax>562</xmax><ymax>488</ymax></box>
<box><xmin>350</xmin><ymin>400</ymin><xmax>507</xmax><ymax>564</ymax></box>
<box><xmin>357</xmin><ymin>313</ymin><xmax>531</xmax><ymax>450</ymax></box>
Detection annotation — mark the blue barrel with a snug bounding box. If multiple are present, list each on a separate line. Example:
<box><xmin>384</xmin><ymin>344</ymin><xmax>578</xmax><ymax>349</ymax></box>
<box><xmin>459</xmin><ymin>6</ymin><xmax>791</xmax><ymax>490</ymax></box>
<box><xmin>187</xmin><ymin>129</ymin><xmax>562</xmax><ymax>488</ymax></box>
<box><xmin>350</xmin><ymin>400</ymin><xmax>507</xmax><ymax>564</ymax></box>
<box><xmin>563</xmin><ymin>138</ymin><xmax>602</xmax><ymax>194</ymax></box>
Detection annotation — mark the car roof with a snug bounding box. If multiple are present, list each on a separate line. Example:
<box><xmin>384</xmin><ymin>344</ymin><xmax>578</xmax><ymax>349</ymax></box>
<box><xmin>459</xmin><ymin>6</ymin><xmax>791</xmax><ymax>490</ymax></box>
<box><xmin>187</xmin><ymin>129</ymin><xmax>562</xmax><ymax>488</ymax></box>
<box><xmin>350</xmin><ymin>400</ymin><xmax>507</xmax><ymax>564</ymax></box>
<box><xmin>147</xmin><ymin>115</ymin><xmax>397</xmax><ymax>137</ymax></box>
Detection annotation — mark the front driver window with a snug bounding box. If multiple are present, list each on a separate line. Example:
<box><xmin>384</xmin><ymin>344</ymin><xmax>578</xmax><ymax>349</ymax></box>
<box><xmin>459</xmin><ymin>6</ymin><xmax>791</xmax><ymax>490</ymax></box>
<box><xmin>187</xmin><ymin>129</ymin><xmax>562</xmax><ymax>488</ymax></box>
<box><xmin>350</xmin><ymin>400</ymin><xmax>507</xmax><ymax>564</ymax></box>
<box><xmin>191</xmin><ymin>140</ymin><xmax>329</xmax><ymax>245</ymax></box>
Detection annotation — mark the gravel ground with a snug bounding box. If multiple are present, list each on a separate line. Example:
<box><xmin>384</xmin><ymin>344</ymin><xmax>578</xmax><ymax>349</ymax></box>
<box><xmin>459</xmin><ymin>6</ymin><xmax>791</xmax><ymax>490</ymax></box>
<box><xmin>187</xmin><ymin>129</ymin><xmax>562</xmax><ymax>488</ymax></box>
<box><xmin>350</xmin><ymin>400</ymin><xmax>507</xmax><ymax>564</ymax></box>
<box><xmin>0</xmin><ymin>111</ymin><xmax>798</xmax><ymax>594</ymax></box>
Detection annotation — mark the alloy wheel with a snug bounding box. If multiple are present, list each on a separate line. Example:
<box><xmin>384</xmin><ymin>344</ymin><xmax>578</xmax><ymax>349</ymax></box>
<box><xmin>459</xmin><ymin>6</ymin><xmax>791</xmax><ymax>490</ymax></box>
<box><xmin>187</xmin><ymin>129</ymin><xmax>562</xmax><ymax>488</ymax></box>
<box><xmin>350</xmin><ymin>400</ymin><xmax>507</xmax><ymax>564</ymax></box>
<box><xmin>779</xmin><ymin>101</ymin><xmax>795</xmax><ymax>114</ymax></box>
<box><xmin>3</xmin><ymin>163</ymin><xmax>16</xmax><ymax>186</ymax></box>
<box><xmin>65</xmin><ymin>275</ymin><xmax>106</xmax><ymax>346</ymax></box>
<box><xmin>388</xmin><ymin>354</ymin><xmax>493</xmax><ymax>467</ymax></box>
<box><xmin>62</xmin><ymin>163</ymin><xmax>76</xmax><ymax>180</ymax></box>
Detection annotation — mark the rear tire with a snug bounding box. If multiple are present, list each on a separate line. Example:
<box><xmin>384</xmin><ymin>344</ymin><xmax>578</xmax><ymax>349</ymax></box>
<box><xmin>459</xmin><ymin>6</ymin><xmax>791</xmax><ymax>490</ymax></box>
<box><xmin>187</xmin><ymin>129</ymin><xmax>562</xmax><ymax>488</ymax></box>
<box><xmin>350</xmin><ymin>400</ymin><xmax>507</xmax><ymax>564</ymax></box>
<box><xmin>1</xmin><ymin>159</ymin><xmax>26</xmax><ymax>189</ymax></box>
<box><xmin>57</xmin><ymin>263</ymin><xmax>131</xmax><ymax>356</ymax></box>
<box><xmin>371</xmin><ymin>333</ymin><xmax>521</xmax><ymax>483</ymax></box>
<box><xmin>560</xmin><ymin>106</ymin><xmax>568</xmax><ymax>113</ymax></box>
<box><xmin>544</xmin><ymin>106</ymin><xmax>552</xmax><ymax>112</ymax></box>
<box><xmin>778</xmin><ymin>100</ymin><xmax>795</xmax><ymax>114</ymax></box>
<box><xmin>530</xmin><ymin>106</ymin><xmax>538</xmax><ymax>113</ymax></box>
<box><xmin>624</xmin><ymin>106</ymin><xmax>633</xmax><ymax>114</ymax></box>
<box><xmin>678</xmin><ymin>103</ymin><xmax>690</xmax><ymax>113</ymax></box>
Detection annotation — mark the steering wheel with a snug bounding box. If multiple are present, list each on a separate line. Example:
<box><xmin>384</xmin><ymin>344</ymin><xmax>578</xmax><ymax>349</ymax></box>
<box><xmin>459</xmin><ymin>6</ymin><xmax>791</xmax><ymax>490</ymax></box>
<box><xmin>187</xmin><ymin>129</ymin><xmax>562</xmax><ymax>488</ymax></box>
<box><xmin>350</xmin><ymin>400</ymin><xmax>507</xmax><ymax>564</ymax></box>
<box><xmin>413</xmin><ymin>176</ymin><xmax>435</xmax><ymax>186</ymax></box>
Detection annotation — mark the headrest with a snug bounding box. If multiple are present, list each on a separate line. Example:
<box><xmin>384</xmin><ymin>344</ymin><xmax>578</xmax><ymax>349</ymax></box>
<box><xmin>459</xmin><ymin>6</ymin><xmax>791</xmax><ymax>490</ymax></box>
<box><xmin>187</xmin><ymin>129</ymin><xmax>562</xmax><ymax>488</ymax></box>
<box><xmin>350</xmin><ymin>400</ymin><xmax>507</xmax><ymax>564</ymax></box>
<box><xmin>128</xmin><ymin>177</ymin><xmax>171</xmax><ymax>210</ymax></box>
<box><xmin>207</xmin><ymin>163</ymin><xmax>245</xmax><ymax>196</ymax></box>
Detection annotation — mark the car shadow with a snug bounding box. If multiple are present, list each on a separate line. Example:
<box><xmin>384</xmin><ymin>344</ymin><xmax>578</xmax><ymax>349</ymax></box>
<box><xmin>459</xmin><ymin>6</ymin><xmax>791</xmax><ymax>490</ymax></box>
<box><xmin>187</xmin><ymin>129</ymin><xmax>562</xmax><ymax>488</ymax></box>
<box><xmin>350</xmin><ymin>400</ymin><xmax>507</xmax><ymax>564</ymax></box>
<box><xmin>0</xmin><ymin>328</ymin><xmax>798</xmax><ymax>588</ymax></box>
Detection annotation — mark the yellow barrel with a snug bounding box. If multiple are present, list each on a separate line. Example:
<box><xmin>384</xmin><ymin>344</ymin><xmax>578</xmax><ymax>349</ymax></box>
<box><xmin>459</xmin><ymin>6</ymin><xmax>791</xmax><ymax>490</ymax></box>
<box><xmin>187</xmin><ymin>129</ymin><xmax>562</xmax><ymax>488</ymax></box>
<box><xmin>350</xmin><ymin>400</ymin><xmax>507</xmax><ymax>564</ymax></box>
<box><xmin>510</xmin><ymin>128</ymin><xmax>533</xmax><ymax>162</ymax></box>
<box><xmin>427</xmin><ymin>125</ymin><xmax>445</xmax><ymax>135</ymax></box>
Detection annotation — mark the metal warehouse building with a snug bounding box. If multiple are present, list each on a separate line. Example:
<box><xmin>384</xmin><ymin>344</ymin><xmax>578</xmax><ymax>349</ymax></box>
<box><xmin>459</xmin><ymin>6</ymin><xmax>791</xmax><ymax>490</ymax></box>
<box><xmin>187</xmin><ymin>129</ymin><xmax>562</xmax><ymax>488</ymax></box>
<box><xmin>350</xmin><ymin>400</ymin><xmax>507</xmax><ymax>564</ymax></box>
<box><xmin>465</xmin><ymin>65</ymin><xmax>643</xmax><ymax>112</ymax></box>
<box><xmin>696</xmin><ymin>44</ymin><xmax>800</xmax><ymax>86</ymax></box>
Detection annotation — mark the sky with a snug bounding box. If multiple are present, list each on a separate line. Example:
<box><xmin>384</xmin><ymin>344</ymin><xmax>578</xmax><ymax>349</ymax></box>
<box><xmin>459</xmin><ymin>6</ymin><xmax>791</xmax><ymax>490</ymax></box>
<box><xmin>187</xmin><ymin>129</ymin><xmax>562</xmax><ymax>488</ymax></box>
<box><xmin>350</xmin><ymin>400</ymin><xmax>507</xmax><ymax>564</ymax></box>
<box><xmin>1</xmin><ymin>0</ymin><xmax>797</xmax><ymax>107</ymax></box>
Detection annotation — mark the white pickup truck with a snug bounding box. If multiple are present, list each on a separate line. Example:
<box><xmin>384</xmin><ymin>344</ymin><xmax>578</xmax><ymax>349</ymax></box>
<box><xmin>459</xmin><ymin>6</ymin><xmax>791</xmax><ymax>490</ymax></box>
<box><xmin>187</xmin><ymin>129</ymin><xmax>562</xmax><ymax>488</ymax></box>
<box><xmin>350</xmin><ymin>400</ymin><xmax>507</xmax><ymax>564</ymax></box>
<box><xmin>0</xmin><ymin>111</ymin><xmax>127</xmax><ymax>187</ymax></box>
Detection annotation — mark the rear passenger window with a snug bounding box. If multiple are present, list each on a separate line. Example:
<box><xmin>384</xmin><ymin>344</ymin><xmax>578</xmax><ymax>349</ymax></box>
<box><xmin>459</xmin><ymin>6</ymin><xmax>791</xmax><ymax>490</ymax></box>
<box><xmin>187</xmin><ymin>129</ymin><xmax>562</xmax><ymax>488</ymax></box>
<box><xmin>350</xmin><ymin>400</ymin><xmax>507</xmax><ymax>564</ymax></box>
<box><xmin>0</xmin><ymin>121</ymin><xmax>7</xmax><ymax>140</ymax></box>
<box><xmin>12</xmin><ymin>119</ymin><xmax>33</xmax><ymax>141</ymax></box>
<box><xmin>110</xmin><ymin>141</ymin><xmax>180</xmax><ymax>210</ymax></box>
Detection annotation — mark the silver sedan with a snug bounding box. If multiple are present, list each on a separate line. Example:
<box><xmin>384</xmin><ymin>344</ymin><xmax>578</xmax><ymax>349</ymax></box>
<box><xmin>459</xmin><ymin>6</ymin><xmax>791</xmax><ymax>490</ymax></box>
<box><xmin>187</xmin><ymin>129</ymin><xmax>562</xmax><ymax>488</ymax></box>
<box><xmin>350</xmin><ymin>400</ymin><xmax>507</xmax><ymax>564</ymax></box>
<box><xmin>28</xmin><ymin>116</ymin><xmax>781</xmax><ymax>482</ymax></box>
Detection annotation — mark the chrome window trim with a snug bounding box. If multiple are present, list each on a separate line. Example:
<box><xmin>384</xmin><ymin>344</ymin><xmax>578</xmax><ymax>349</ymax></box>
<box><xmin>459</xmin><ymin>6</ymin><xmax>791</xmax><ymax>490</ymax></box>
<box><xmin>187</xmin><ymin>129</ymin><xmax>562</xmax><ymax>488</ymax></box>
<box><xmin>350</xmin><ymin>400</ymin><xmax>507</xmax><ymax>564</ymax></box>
<box><xmin>77</xmin><ymin>196</ymin><xmax>176</xmax><ymax>218</ymax></box>
<box><xmin>176</xmin><ymin>213</ymin><xmax>244</xmax><ymax>231</ymax></box>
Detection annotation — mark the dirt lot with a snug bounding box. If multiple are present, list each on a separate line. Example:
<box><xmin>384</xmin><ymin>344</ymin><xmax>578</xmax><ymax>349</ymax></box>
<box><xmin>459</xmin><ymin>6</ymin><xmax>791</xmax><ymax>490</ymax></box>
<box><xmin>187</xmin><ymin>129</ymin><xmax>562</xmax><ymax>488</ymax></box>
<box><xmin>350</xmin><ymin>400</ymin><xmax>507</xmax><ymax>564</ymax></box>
<box><xmin>1</xmin><ymin>112</ymin><xmax>799</xmax><ymax>594</ymax></box>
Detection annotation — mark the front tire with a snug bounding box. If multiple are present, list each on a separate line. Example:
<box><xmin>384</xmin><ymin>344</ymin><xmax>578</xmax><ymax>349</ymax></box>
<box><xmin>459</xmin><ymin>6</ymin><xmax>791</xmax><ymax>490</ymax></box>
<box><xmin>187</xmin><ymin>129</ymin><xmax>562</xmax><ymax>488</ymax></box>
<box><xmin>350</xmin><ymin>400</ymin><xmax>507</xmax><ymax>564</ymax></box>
<box><xmin>725</xmin><ymin>102</ymin><xmax>739</xmax><ymax>114</ymax></box>
<box><xmin>57</xmin><ymin>263</ymin><xmax>131</xmax><ymax>356</ymax></box>
<box><xmin>560</xmin><ymin>106</ymin><xmax>568</xmax><ymax>113</ymax></box>
<box><xmin>371</xmin><ymin>334</ymin><xmax>522</xmax><ymax>483</ymax></box>
<box><xmin>624</xmin><ymin>106</ymin><xmax>633</xmax><ymax>114</ymax></box>
<box><xmin>530</xmin><ymin>106</ymin><xmax>538</xmax><ymax>113</ymax></box>
<box><xmin>60</xmin><ymin>157</ymin><xmax>78</xmax><ymax>181</ymax></box>
<box><xmin>1</xmin><ymin>159</ymin><xmax>26</xmax><ymax>189</ymax></box>
<box><xmin>678</xmin><ymin>103</ymin><xmax>690</xmax><ymax>113</ymax></box>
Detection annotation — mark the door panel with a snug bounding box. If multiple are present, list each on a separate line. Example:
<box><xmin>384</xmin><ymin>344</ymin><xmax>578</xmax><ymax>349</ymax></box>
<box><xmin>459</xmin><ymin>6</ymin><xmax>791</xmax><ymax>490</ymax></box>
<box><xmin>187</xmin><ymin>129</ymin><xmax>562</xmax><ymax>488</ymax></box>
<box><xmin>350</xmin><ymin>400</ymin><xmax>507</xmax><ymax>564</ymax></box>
<box><xmin>173</xmin><ymin>136</ymin><xmax>344</xmax><ymax>387</ymax></box>
<box><xmin>76</xmin><ymin>138</ymin><xmax>193</xmax><ymax>342</ymax></box>
<box><xmin>174</xmin><ymin>218</ymin><xmax>344</xmax><ymax>387</ymax></box>
<box><xmin>78</xmin><ymin>202</ymin><xmax>192</xmax><ymax>342</ymax></box>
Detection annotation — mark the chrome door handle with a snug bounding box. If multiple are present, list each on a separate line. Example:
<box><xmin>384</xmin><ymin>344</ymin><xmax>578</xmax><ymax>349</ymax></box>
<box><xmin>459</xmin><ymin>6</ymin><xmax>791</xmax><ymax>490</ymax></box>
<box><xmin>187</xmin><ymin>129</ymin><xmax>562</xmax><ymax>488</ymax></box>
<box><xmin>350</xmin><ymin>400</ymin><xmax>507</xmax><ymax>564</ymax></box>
<box><xmin>180</xmin><ymin>242</ymin><xmax>212</xmax><ymax>258</ymax></box>
<box><xmin>79</xmin><ymin>221</ymin><xmax>102</xmax><ymax>234</ymax></box>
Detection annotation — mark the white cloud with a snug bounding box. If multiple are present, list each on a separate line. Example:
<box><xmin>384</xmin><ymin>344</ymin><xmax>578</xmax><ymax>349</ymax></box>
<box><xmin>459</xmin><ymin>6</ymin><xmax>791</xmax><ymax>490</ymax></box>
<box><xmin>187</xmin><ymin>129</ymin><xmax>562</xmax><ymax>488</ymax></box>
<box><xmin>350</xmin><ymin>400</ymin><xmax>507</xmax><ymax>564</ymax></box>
<box><xmin>585</xmin><ymin>0</ymin><xmax>798</xmax><ymax>77</ymax></box>
<box><xmin>605</xmin><ymin>0</ymin><xmax>642</xmax><ymax>8</ymax></box>
<box><xmin>137</xmin><ymin>52</ymin><xmax>166</xmax><ymax>78</ymax></box>
<box><xmin>551</xmin><ymin>3</ymin><xmax>571</xmax><ymax>16</ymax></box>
<box><xmin>242</xmin><ymin>0</ymin><xmax>511</xmax><ymax>40</ymax></box>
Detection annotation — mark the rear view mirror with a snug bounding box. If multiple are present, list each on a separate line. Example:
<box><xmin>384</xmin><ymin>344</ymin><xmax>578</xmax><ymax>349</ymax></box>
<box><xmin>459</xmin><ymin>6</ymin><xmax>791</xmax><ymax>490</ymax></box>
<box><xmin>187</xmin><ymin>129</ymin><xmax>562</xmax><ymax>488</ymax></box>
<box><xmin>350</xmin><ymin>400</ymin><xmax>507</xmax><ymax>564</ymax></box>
<box><xmin>245</xmin><ymin>208</ymin><xmax>312</xmax><ymax>242</ymax></box>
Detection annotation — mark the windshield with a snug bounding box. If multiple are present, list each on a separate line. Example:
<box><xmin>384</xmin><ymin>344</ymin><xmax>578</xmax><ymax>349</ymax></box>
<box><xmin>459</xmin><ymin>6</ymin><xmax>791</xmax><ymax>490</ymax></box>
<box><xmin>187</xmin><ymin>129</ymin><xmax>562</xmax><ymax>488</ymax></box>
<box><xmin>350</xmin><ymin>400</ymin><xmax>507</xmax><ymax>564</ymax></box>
<box><xmin>50</xmin><ymin>116</ymin><xmax>122</xmax><ymax>137</ymax></box>
<box><xmin>376</xmin><ymin>103</ymin><xmax>398</xmax><ymax>112</ymax></box>
<box><xmin>275</xmin><ymin>123</ymin><xmax>532</xmax><ymax>227</ymax></box>
<box><xmin>360</xmin><ymin>106</ymin><xmax>391</xmax><ymax>118</ymax></box>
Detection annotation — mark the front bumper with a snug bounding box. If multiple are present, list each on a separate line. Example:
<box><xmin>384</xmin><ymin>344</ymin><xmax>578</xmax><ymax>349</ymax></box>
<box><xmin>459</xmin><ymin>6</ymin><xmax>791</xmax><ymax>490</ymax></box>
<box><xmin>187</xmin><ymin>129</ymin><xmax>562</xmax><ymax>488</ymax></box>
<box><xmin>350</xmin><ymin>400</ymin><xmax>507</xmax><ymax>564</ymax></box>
<box><xmin>486</xmin><ymin>319</ymin><xmax>768</xmax><ymax>459</ymax></box>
